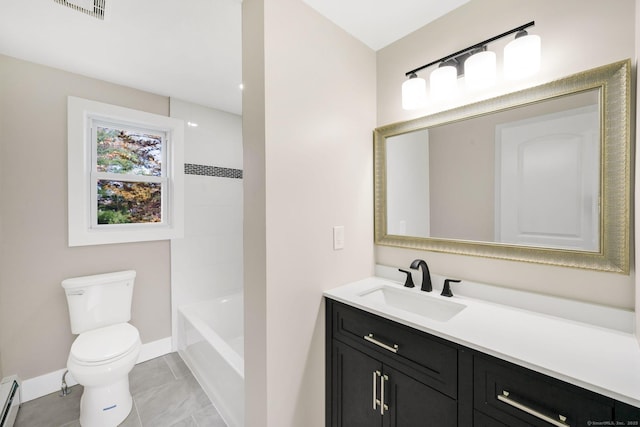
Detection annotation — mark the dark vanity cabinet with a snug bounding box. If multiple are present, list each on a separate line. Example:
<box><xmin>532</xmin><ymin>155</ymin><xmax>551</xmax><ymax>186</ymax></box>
<box><xmin>325</xmin><ymin>299</ymin><xmax>640</xmax><ymax>427</ymax></box>
<box><xmin>326</xmin><ymin>299</ymin><xmax>462</xmax><ymax>426</ymax></box>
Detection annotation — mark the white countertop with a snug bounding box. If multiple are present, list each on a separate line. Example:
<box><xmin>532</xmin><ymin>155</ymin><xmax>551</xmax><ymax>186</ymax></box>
<box><xmin>324</xmin><ymin>276</ymin><xmax>640</xmax><ymax>407</ymax></box>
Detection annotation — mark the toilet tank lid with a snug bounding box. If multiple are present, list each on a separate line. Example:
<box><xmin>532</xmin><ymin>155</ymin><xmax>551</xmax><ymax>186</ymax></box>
<box><xmin>62</xmin><ymin>270</ymin><xmax>136</xmax><ymax>289</ymax></box>
<box><xmin>71</xmin><ymin>323</ymin><xmax>140</xmax><ymax>363</ymax></box>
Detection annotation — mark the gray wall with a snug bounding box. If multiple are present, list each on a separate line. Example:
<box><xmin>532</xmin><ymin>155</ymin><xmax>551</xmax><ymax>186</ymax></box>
<box><xmin>242</xmin><ymin>0</ymin><xmax>376</xmax><ymax>425</ymax></box>
<box><xmin>0</xmin><ymin>55</ymin><xmax>172</xmax><ymax>380</ymax></box>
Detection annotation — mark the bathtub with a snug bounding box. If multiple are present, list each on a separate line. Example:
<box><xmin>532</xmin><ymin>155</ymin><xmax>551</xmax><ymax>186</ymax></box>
<box><xmin>178</xmin><ymin>292</ymin><xmax>244</xmax><ymax>427</ymax></box>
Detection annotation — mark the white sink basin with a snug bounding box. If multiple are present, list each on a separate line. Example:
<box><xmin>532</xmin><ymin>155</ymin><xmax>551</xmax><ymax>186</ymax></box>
<box><xmin>359</xmin><ymin>285</ymin><xmax>466</xmax><ymax>322</ymax></box>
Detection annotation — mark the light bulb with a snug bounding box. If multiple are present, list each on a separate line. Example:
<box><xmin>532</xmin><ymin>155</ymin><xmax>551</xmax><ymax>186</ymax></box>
<box><xmin>401</xmin><ymin>74</ymin><xmax>427</xmax><ymax>110</ymax></box>
<box><xmin>504</xmin><ymin>32</ymin><xmax>541</xmax><ymax>80</ymax></box>
<box><xmin>464</xmin><ymin>50</ymin><xmax>496</xmax><ymax>90</ymax></box>
<box><xmin>430</xmin><ymin>65</ymin><xmax>458</xmax><ymax>101</ymax></box>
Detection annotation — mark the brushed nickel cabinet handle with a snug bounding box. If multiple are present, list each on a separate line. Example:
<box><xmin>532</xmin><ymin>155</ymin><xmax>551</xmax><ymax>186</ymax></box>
<box><xmin>381</xmin><ymin>374</ymin><xmax>389</xmax><ymax>415</ymax></box>
<box><xmin>364</xmin><ymin>334</ymin><xmax>399</xmax><ymax>354</ymax></box>
<box><xmin>497</xmin><ymin>391</ymin><xmax>570</xmax><ymax>427</ymax></box>
<box><xmin>372</xmin><ymin>371</ymin><xmax>380</xmax><ymax>410</ymax></box>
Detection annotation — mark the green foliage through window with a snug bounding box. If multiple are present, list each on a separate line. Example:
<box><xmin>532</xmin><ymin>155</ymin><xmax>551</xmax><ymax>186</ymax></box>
<box><xmin>95</xmin><ymin>124</ymin><xmax>165</xmax><ymax>225</ymax></box>
<box><xmin>97</xmin><ymin>180</ymin><xmax>162</xmax><ymax>224</ymax></box>
<box><xmin>97</xmin><ymin>127</ymin><xmax>162</xmax><ymax>176</ymax></box>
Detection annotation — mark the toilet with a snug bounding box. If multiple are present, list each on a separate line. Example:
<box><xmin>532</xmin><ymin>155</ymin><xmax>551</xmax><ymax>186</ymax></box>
<box><xmin>62</xmin><ymin>270</ymin><xmax>141</xmax><ymax>427</ymax></box>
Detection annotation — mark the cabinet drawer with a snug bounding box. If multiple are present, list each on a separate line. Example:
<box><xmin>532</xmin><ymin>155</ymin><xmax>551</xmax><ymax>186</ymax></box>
<box><xmin>331</xmin><ymin>300</ymin><xmax>457</xmax><ymax>398</ymax></box>
<box><xmin>474</xmin><ymin>355</ymin><xmax>614</xmax><ymax>426</ymax></box>
<box><xmin>474</xmin><ymin>410</ymin><xmax>509</xmax><ymax>426</ymax></box>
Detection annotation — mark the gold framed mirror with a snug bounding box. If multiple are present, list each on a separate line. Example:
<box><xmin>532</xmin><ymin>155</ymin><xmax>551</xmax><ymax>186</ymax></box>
<box><xmin>374</xmin><ymin>59</ymin><xmax>631</xmax><ymax>273</ymax></box>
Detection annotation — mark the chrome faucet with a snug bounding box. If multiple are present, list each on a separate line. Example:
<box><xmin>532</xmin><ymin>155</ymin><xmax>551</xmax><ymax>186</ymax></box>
<box><xmin>410</xmin><ymin>259</ymin><xmax>432</xmax><ymax>292</ymax></box>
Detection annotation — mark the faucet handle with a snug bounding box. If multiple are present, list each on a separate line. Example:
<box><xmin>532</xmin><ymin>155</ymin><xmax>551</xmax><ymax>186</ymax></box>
<box><xmin>441</xmin><ymin>279</ymin><xmax>461</xmax><ymax>297</ymax></box>
<box><xmin>398</xmin><ymin>269</ymin><xmax>415</xmax><ymax>288</ymax></box>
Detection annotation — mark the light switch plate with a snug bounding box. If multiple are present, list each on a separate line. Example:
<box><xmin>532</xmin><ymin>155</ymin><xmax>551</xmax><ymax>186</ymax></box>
<box><xmin>333</xmin><ymin>226</ymin><xmax>344</xmax><ymax>250</ymax></box>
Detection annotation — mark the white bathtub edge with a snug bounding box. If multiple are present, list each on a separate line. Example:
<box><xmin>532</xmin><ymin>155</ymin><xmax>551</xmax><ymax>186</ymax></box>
<box><xmin>178</xmin><ymin>305</ymin><xmax>244</xmax><ymax>378</ymax></box>
<box><xmin>178</xmin><ymin>348</ymin><xmax>242</xmax><ymax>427</ymax></box>
<box><xmin>21</xmin><ymin>336</ymin><xmax>172</xmax><ymax>402</ymax></box>
<box><xmin>176</xmin><ymin>294</ymin><xmax>244</xmax><ymax>427</ymax></box>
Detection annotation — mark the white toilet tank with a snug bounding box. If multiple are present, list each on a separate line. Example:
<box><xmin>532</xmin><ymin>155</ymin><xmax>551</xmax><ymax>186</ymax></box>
<box><xmin>62</xmin><ymin>270</ymin><xmax>136</xmax><ymax>334</ymax></box>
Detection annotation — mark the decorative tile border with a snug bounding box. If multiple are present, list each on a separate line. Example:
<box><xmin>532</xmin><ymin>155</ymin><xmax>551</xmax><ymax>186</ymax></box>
<box><xmin>184</xmin><ymin>163</ymin><xmax>243</xmax><ymax>179</ymax></box>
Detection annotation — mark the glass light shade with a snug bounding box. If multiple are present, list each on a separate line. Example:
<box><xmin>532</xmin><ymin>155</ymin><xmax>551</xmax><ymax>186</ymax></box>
<box><xmin>464</xmin><ymin>50</ymin><xmax>496</xmax><ymax>90</ymax></box>
<box><xmin>504</xmin><ymin>34</ymin><xmax>541</xmax><ymax>80</ymax></box>
<box><xmin>430</xmin><ymin>66</ymin><xmax>458</xmax><ymax>101</ymax></box>
<box><xmin>402</xmin><ymin>76</ymin><xmax>427</xmax><ymax>110</ymax></box>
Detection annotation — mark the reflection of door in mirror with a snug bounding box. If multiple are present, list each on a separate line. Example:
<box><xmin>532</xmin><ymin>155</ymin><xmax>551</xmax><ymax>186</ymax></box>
<box><xmin>496</xmin><ymin>104</ymin><xmax>599</xmax><ymax>251</ymax></box>
<box><xmin>384</xmin><ymin>89</ymin><xmax>600</xmax><ymax>249</ymax></box>
<box><xmin>386</xmin><ymin>129</ymin><xmax>430</xmax><ymax>237</ymax></box>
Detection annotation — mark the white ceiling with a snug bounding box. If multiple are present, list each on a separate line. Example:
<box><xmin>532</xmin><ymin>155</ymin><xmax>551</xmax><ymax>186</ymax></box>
<box><xmin>0</xmin><ymin>0</ymin><xmax>468</xmax><ymax>115</ymax></box>
<box><xmin>302</xmin><ymin>0</ymin><xmax>470</xmax><ymax>51</ymax></box>
<box><xmin>0</xmin><ymin>0</ymin><xmax>243</xmax><ymax>114</ymax></box>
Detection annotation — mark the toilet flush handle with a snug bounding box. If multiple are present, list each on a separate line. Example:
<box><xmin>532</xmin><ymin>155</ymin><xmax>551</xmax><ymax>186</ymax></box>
<box><xmin>66</xmin><ymin>290</ymin><xmax>85</xmax><ymax>296</ymax></box>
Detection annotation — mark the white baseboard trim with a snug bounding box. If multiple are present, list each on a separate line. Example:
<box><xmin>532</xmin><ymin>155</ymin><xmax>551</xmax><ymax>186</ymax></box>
<box><xmin>20</xmin><ymin>336</ymin><xmax>172</xmax><ymax>403</ymax></box>
<box><xmin>136</xmin><ymin>337</ymin><xmax>172</xmax><ymax>364</ymax></box>
<box><xmin>20</xmin><ymin>368</ymin><xmax>75</xmax><ymax>404</ymax></box>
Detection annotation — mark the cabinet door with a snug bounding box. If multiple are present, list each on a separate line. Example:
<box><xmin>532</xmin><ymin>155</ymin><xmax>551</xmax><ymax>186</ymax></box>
<box><xmin>384</xmin><ymin>364</ymin><xmax>457</xmax><ymax>427</ymax></box>
<box><xmin>331</xmin><ymin>340</ymin><xmax>383</xmax><ymax>427</ymax></box>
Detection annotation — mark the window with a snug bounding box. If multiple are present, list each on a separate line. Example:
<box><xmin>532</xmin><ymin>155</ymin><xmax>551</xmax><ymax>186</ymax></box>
<box><xmin>68</xmin><ymin>97</ymin><xmax>184</xmax><ymax>246</ymax></box>
<box><xmin>93</xmin><ymin>122</ymin><xmax>165</xmax><ymax>225</ymax></box>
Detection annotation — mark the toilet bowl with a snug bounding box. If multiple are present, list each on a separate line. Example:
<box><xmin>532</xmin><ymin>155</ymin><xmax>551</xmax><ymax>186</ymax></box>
<box><xmin>62</xmin><ymin>270</ymin><xmax>140</xmax><ymax>427</ymax></box>
<box><xmin>68</xmin><ymin>323</ymin><xmax>141</xmax><ymax>427</ymax></box>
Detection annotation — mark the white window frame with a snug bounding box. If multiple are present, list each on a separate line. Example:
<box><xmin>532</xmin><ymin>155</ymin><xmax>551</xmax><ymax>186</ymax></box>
<box><xmin>68</xmin><ymin>96</ymin><xmax>184</xmax><ymax>246</ymax></box>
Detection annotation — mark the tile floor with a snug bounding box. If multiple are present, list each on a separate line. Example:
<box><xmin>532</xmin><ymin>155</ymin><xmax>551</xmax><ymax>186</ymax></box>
<box><xmin>14</xmin><ymin>353</ymin><xmax>227</xmax><ymax>427</ymax></box>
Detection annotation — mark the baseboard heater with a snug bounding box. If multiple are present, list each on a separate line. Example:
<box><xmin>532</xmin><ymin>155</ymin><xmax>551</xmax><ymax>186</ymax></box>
<box><xmin>0</xmin><ymin>376</ymin><xmax>20</xmax><ymax>427</ymax></box>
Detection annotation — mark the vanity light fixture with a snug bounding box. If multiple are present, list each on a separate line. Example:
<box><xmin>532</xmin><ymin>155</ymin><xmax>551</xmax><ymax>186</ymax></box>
<box><xmin>402</xmin><ymin>21</ymin><xmax>539</xmax><ymax>110</ymax></box>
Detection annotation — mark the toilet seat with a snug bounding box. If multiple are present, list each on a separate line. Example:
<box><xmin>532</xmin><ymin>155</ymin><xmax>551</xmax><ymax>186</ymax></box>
<box><xmin>70</xmin><ymin>323</ymin><xmax>140</xmax><ymax>366</ymax></box>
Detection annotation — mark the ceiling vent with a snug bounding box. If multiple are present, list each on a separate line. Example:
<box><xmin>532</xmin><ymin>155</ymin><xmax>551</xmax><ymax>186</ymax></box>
<box><xmin>54</xmin><ymin>0</ymin><xmax>106</xmax><ymax>20</ymax></box>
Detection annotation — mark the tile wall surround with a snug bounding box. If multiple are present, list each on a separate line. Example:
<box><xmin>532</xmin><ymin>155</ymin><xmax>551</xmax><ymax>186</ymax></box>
<box><xmin>169</xmin><ymin>98</ymin><xmax>244</xmax><ymax>350</ymax></box>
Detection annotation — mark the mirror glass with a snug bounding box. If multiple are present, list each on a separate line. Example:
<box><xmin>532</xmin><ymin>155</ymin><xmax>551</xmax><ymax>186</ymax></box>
<box><xmin>386</xmin><ymin>89</ymin><xmax>600</xmax><ymax>251</ymax></box>
<box><xmin>375</xmin><ymin>60</ymin><xmax>630</xmax><ymax>273</ymax></box>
